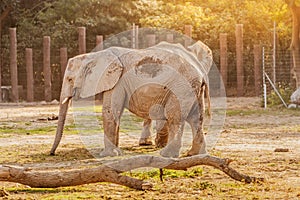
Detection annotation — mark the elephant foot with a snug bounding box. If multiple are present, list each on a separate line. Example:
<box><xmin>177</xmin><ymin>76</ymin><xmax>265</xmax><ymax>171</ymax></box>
<box><xmin>186</xmin><ymin>147</ymin><xmax>208</xmax><ymax>157</ymax></box>
<box><xmin>160</xmin><ymin>140</ymin><xmax>180</xmax><ymax>158</ymax></box>
<box><xmin>139</xmin><ymin>138</ymin><xmax>153</xmax><ymax>146</ymax></box>
<box><xmin>99</xmin><ymin>147</ymin><xmax>123</xmax><ymax>157</ymax></box>
<box><xmin>155</xmin><ymin>139</ymin><xmax>167</xmax><ymax>148</ymax></box>
<box><xmin>155</xmin><ymin>134</ymin><xmax>168</xmax><ymax>148</ymax></box>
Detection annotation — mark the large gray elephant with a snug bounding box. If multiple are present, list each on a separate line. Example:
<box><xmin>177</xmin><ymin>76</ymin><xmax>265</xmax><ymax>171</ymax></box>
<box><xmin>50</xmin><ymin>41</ymin><xmax>211</xmax><ymax>158</ymax></box>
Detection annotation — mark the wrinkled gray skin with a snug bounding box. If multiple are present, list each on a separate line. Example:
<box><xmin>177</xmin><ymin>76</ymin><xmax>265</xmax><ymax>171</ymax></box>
<box><xmin>138</xmin><ymin>42</ymin><xmax>213</xmax><ymax>147</ymax></box>
<box><xmin>50</xmin><ymin>41</ymin><xmax>211</xmax><ymax>158</ymax></box>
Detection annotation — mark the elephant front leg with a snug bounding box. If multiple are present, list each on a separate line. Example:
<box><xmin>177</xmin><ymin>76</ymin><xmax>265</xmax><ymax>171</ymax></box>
<box><xmin>139</xmin><ymin>119</ymin><xmax>153</xmax><ymax>146</ymax></box>
<box><xmin>100</xmin><ymin>90</ymin><xmax>122</xmax><ymax>157</ymax></box>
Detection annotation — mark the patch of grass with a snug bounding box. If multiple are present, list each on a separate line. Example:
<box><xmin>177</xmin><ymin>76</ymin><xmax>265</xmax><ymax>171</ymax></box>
<box><xmin>0</xmin><ymin>124</ymin><xmax>79</xmax><ymax>138</ymax></box>
<box><xmin>194</xmin><ymin>181</ymin><xmax>216</xmax><ymax>190</ymax></box>
<box><xmin>126</xmin><ymin>167</ymin><xmax>203</xmax><ymax>181</ymax></box>
<box><xmin>226</xmin><ymin>107</ymin><xmax>300</xmax><ymax>117</ymax></box>
<box><xmin>0</xmin><ymin>126</ymin><xmax>55</xmax><ymax>137</ymax></box>
<box><xmin>265</xmin><ymin>84</ymin><xmax>294</xmax><ymax>107</ymax></box>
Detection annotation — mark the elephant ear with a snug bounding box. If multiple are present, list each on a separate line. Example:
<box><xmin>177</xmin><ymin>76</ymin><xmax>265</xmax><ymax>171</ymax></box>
<box><xmin>187</xmin><ymin>41</ymin><xmax>213</xmax><ymax>74</ymax></box>
<box><xmin>80</xmin><ymin>50</ymin><xmax>123</xmax><ymax>98</ymax></box>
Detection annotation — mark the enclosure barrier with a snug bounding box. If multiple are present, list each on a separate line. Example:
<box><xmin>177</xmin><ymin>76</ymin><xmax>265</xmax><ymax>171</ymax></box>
<box><xmin>0</xmin><ymin>24</ymin><xmax>293</xmax><ymax>102</ymax></box>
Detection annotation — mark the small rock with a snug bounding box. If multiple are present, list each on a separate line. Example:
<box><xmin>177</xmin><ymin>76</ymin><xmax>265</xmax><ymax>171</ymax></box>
<box><xmin>274</xmin><ymin>148</ymin><xmax>289</xmax><ymax>152</ymax></box>
<box><xmin>0</xmin><ymin>188</ymin><xmax>9</xmax><ymax>197</ymax></box>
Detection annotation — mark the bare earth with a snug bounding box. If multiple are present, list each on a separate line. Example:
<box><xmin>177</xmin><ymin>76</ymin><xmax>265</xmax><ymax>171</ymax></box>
<box><xmin>0</xmin><ymin>97</ymin><xmax>299</xmax><ymax>199</ymax></box>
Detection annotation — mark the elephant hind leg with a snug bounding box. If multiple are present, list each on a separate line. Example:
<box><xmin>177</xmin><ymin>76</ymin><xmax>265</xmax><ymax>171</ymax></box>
<box><xmin>186</xmin><ymin>127</ymin><xmax>207</xmax><ymax>156</ymax></box>
<box><xmin>160</xmin><ymin>120</ymin><xmax>184</xmax><ymax>158</ymax></box>
<box><xmin>186</xmin><ymin>88</ymin><xmax>207</xmax><ymax>156</ymax></box>
<box><xmin>139</xmin><ymin>119</ymin><xmax>153</xmax><ymax>146</ymax></box>
<box><xmin>155</xmin><ymin>120</ymin><xmax>168</xmax><ymax>148</ymax></box>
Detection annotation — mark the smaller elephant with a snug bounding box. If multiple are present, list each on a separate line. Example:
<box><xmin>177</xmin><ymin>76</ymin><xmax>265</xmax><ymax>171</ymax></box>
<box><xmin>50</xmin><ymin>41</ymin><xmax>211</xmax><ymax>158</ymax></box>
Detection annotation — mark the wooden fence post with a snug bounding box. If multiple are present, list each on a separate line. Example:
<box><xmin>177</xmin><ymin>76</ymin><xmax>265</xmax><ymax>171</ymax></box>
<box><xmin>166</xmin><ymin>34</ymin><xmax>174</xmax><ymax>43</ymax></box>
<box><xmin>26</xmin><ymin>48</ymin><xmax>34</xmax><ymax>102</ymax></box>
<box><xmin>132</xmin><ymin>23</ymin><xmax>136</xmax><ymax>49</ymax></box>
<box><xmin>254</xmin><ymin>44</ymin><xmax>262</xmax><ymax>96</ymax></box>
<box><xmin>184</xmin><ymin>25</ymin><xmax>193</xmax><ymax>47</ymax></box>
<box><xmin>60</xmin><ymin>47</ymin><xmax>68</xmax><ymax>81</ymax></box>
<box><xmin>220</xmin><ymin>33</ymin><xmax>228</xmax><ymax>89</ymax></box>
<box><xmin>132</xmin><ymin>24</ymin><xmax>139</xmax><ymax>49</ymax></box>
<box><xmin>96</xmin><ymin>35</ymin><xmax>103</xmax><ymax>51</ymax></box>
<box><xmin>236</xmin><ymin>24</ymin><xmax>244</xmax><ymax>96</ymax></box>
<box><xmin>78</xmin><ymin>27</ymin><xmax>86</xmax><ymax>54</ymax></box>
<box><xmin>0</xmin><ymin>21</ymin><xmax>2</xmax><ymax>101</ymax></box>
<box><xmin>9</xmin><ymin>28</ymin><xmax>18</xmax><ymax>102</ymax></box>
<box><xmin>135</xmin><ymin>25</ymin><xmax>139</xmax><ymax>49</ymax></box>
<box><xmin>43</xmin><ymin>36</ymin><xmax>51</xmax><ymax>102</ymax></box>
<box><xmin>146</xmin><ymin>34</ymin><xmax>156</xmax><ymax>47</ymax></box>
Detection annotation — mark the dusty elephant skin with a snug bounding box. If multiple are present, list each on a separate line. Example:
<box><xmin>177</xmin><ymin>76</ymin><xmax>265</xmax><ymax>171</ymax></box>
<box><xmin>139</xmin><ymin>41</ymin><xmax>213</xmax><ymax>147</ymax></box>
<box><xmin>50</xmin><ymin>41</ymin><xmax>212</xmax><ymax>158</ymax></box>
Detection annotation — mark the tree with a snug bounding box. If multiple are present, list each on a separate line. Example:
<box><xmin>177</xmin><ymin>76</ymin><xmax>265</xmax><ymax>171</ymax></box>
<box><xmin>286</xmin><ymin>0</ymin><xmax>300</xmax><ymax>88</ymax></box>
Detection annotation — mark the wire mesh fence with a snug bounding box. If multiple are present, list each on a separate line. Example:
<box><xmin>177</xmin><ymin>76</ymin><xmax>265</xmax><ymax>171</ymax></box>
<box><xmin>0</xmin><ymin>25</ymin><xmax>297</xmax><ymax>103</ymax></box>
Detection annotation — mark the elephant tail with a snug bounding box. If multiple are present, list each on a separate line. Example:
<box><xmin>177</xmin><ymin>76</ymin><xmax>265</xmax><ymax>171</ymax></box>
<box><xmin>205</xmin><ymin>82</ymin><xmax>211</xmax><ymax>117</ymax></box>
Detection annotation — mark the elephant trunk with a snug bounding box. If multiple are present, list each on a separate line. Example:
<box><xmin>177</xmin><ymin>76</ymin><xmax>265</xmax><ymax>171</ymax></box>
<box><xmin>50</xmin><ymin>98</ymin><xmax>70</xmax><ymax>155</ymax></box>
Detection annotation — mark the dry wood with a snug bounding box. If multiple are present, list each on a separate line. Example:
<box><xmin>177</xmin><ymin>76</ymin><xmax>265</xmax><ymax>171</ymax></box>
<box><xmin>0</xmin><ymin>155</ymin><xmax>263</xmax><ymax>190</ymax></box>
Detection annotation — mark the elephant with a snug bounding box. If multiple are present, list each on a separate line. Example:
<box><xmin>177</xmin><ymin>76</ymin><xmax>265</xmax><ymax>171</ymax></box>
<box><xmin>50</xmin><ymin>41</ymin><xmax>211</xmax><ymax>158</ymax></box>
<box><xmin>138</xmin><ymin>41</ymin><xmax>213</xmax><ymax>147</ymax></box>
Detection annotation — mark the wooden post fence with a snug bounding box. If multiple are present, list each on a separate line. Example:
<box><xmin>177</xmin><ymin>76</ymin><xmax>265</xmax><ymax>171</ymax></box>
<box><xmin>60</xmin><ymin>47</ymin><xmax>68</xmax><ymax>81</ymax></box>
<box><xmin>254</xmin><ymin>44</ymin><xmax>262</xmax><ymax>96</ymax></box>
<box><xmin>220</xmin><ymin>33</ymin><xmax>228</xmax><ymax>88</ymax></box>
<box><xmin>9</xmin><ymin>28</ymin><xmax>18</xmax><ymax>102</ymax></box>
<box><xmin>135</xmin><ymin>25</ymin><xmax>139</xmax><ymax>49</ymax></box>
<box><xmin>43</xmin><ymin>36</ymin><xmax>51</xmax><ymax>102</ymax></box>
<box><xmin>166</xmin><ymin>34</ymin><xmax>174</xmax><ymax>43</ymax></box>
<box><xmin>96</xmin><ymin>35</ymin><xmax>103</xmax><ymax>51</ymax></box>
<box><xmin>132</xmin><ymin>24</ymin><xmax>139</xmax><ymax>49</ymax></box>
<box><xmin>235</xmin><ymin>24</ymin><xmax>244</xmax><ymax>97</ymax></box>
<box><xmin>184</xmin><ymin>25</ymin><xmax>193</xmax><ymax>47</ymax></box>
<box><xmin>146</xmin><ymin>34</ymin><xmax>156</xmax><ymax>47</ymax></box>
<box><xmin>78</xmin><ymin>27</ymin><xmax>86</xmax><ymax>54</ymax></box>
<box><xmin>26</xmin><ymin>48</ymin><xmax>34</xmax><ymax>102</ymax></box>
<box><xmin>132</xmin><ymin>23</ymin><xmax>136</xmax><ymax>49</ymax></box>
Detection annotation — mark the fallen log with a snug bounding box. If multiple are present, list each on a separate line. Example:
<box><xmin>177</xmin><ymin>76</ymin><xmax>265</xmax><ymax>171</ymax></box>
<box><xmin>0</xmin><ymin>154</ymin><xmax>263</xmax><ymax>190</ymax></box>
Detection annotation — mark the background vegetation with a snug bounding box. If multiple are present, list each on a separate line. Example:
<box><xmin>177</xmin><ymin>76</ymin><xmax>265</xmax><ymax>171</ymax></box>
<box><xmin>0</xmin><ymin>0</ymin><xmax>295</xmax><ymax>99</ymax></box>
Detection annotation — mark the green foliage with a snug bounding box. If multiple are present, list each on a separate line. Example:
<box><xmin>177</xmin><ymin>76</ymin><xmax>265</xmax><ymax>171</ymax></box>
<box><xmin>0</xmin><ymin>0</ymin><xmax>295</xmax><ymax>98</ymax></box>
<box><xmin>1</xmin><ymin>0</ymin><xmax>139</xmax><ymax>100</ymax></box>
<box><xmin>138</xmin><ymin>0</ymin><xmax>292</xmax><ymax>92</ymax></box>
<box><xmin>266</xmin><ymin>83</ymin><xmax>293</xmax><ymax>106</ymax></box>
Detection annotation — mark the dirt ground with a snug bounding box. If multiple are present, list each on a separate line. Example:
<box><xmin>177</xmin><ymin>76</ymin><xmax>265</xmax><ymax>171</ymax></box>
<box><xmin>0</xmin><ymin>97</ymin><xmax>299</xmax><ymax>199</ymax></box>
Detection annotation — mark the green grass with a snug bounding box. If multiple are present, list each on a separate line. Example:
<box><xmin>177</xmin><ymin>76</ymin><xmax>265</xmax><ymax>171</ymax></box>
<box><xmin>226</xmin><ymin>107</ymin><xmax>300</xmax><ymax>117</ymax></box>
<box><xmin>0</xmin><ymin>124</ymin><xmax>78</xmax><ymax>138</ymax></box>
<box><xmin>126</xmin><ymin>167</ymin><xmax>204</xmax><ymax>181</ymax></box>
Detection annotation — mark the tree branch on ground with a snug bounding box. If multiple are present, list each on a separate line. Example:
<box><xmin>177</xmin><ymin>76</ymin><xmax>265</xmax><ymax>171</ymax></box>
<box><xmin>0</xmin><ymin>154</ymin><xmax>263</xmax><ymax>190</ymax></box>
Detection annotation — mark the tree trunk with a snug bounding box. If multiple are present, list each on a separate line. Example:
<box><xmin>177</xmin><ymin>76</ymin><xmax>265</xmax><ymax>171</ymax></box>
<box><xmin>287</xmin><ymin>0</ymin><xmax>300</xmax><ymax>87</ymax></box>
<box><xmin>0</xmin><ymin>7</ymin><xmax>12</xmax><ymax>102</ymax></box>
<box><xmin>0</xmin><ymin>155</ymin><xmax>263</xmax><ymax>190</ymax></box>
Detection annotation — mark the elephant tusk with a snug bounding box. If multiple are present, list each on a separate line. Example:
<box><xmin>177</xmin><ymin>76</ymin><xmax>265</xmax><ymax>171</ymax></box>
<box><xmin>62</xmin><ymin>97</ymin><xmax>71</xmax><ymax>105</ymax></box>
